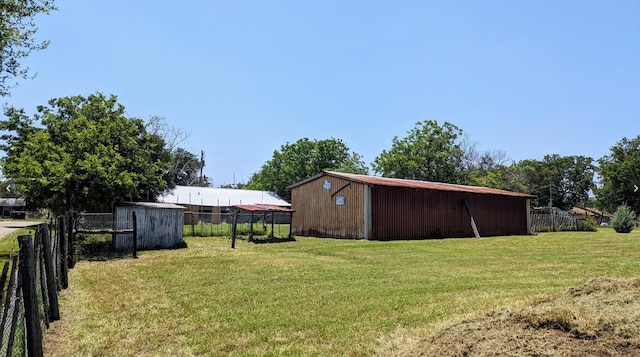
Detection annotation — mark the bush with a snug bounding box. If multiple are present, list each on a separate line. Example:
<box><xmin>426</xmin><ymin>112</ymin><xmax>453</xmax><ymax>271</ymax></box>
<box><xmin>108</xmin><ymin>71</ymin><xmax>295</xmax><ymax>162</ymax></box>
<box><xmin>580</xmin><ymin>215</ymin><xmax>598</xmax><ymax>232</ymax></box>
<box><xmin>611</xmin><ymin>205</ymin><xmax>636</xmax><ymax>233</ymax></box>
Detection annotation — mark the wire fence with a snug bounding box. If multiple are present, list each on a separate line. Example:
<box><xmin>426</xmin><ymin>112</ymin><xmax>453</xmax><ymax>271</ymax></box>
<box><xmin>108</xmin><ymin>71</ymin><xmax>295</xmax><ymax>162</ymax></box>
<box><xmin>0</xmin><ymin>219</ymin><xmax>68</xmax><ymax>357</ymax></box>
<box><xmin>183</xmin><ymin>211</ymin><xmax>291</xmax><ymax>238</ymax></box>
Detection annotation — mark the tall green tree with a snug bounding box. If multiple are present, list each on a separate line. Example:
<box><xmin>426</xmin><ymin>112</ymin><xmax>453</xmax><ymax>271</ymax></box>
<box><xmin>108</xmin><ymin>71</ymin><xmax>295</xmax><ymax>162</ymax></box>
<box><xmin>511</xmin><ymin>155</ymin><xmax>595</xmax><ymax>210</ymax></box>
<box><xmin>596</xmin><ymin>136</ymin><xmax>640</xmax><ymax>214</ymax></box>
<box><xmin>372</xmin><ymin>120</ymin><xmax>467</xmax><ymax>183</ymax></box>
<box><xmin>0</xmin><ymin>92</ymin><xmax>173</xmax><ymax>213</ymax></box>
<box><xmin>0</xmin><ymin>0</ymin><xmax>57</xmax><ymax>96</ymax></box>
<box><xmin>247</xmin><ymin>137</ymin><xmax>368</xmax><ymax>200</ymax></box>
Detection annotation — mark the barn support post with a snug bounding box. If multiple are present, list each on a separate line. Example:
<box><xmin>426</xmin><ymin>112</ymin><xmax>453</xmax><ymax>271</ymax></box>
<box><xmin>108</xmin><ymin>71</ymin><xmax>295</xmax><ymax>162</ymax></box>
<box><xmin>132</xmin><ymin>211</ymin><xmax>138</xmax><ymax>259</ymax></box>
<box><xmin>231</xmin><ymin>209</ymin><xmax>237</xmax><ymax>249</ymax></box>
<box><xmin>19</xmin><ymin>234</ymin><xmax>44</xmax><ymax>357</ymax></box>
<box><xmin>463</xmin><ymin>199</ymin><xmax>481</xmax><ymax>238</ymax></box>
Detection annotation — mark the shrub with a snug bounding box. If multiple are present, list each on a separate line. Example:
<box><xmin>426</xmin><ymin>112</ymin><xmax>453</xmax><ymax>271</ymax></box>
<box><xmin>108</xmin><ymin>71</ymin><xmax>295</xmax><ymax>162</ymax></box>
<box><xmin>611</xmin><ymin>205</ymin><xmax>636</xmax><ymax>233</ymax></box>
<box><xmin>580</xmin><ymin>215</ymin><xmax>598</xmax><ymax>232</ymax></box>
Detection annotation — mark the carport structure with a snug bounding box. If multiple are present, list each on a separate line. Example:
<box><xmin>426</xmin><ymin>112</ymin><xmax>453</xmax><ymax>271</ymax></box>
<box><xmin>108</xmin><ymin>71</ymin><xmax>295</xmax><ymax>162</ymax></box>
<box><xmin>230</xmin><ymin>204</ymin><xmax>295</xmax><ymax>248</ymax></box>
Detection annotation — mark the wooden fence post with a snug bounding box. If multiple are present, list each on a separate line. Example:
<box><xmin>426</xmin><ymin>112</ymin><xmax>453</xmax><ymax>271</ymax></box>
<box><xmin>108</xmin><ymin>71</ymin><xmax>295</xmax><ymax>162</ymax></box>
<box><xmin>67</xmin><ymin>212</ymin><xmax>75</xmax><ymax>269</ymax></box>
<box><xmin>132</xmin><ymin>211</ymin><xmax>138</xmax><ymax>259</ymax></box>
<box><xmin>60</xmin><ymin>215</ymin><xmax>68</xmax><ymax>289</ymax></box>
<box><xmin>231</xmin><ymin>209</ymin><xmax>237</xmax><ymax>249</ymax></box>
<box><xmin>40</xmin><ymin>224</ymin><xmax>60</xmax><ymax>321</ymax></box>
<box><xmin>19</xmin><ymin>234</ymin><xmax>44</xmax><ymax>357</ymax></box>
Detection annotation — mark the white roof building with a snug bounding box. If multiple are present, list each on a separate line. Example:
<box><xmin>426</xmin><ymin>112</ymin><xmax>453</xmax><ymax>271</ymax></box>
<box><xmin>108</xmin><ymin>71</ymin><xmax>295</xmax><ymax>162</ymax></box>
<box><xmin>158</xmin><ymin>186</ymin><xmax>291</xmax><ymax>207</ymax></box>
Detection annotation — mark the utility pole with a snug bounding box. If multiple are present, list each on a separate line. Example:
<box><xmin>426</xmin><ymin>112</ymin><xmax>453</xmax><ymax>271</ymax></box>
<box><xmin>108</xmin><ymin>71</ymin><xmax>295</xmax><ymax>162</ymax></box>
<box><xmin>200</xmin><ymin>150</ymin><xmax>205</xmax><ymax>186</ymax></box>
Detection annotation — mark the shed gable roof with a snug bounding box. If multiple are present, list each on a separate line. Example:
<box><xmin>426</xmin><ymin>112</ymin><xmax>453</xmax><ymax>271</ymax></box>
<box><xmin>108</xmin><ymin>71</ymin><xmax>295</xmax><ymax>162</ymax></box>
<box><xmin>291</xmin><ymin>171</ymin><xmax>536</xmax><ymax>199</ymax></box>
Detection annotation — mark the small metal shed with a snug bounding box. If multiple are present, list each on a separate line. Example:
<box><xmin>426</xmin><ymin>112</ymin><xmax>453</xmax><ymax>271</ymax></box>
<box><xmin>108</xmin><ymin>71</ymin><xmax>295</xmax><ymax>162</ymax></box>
<box><xmin>114</xmin><ymin>202</ymin><xmax>185</xmax><ymax>250</ymax></box>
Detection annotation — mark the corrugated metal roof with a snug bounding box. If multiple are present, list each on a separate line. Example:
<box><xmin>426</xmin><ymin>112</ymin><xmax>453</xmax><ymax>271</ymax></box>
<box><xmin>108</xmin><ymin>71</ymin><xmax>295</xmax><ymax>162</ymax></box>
<box><xmin>291</xmin><ymin>171</ymin><xmax>536</xmax><ymax>198</ymax></box>
<box><xmin>122</xmin><ymin>202</ymin><xmax>186</xmax><ymax>210</ymax></box>
<box><xmin>233</xmin><ymin>204</ymin><xmax>295</xmax><ymax>213</ymax></box>
<box><xmin>159</xmin><ymin>186</ymin><xmax>291</xmax><ymax>207</ymax></box>
<box><xmin>0</xmin><ymin>198</ymin><xmax>25</xmax><ymax>207</ymax></box>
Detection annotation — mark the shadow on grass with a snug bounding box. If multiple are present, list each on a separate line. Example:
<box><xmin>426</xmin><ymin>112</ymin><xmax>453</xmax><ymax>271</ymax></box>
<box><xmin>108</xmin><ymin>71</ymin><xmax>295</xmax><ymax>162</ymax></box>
<box><xmin>76</xmin><ymin>234</ymin><xmax>188</xmax><ymax>261</ymax></box>
<box><xmin>249</xmin><ymin>236</ymin><xmax>296</xmax><ymax>244</ymax></box>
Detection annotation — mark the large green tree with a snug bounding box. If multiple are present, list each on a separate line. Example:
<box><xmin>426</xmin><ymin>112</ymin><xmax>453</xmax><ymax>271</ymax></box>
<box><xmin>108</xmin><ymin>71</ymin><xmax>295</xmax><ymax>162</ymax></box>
<box><xmin>0</xmin><ymin>93</ymin><xmax>173</xmax><ymax>213</ymax></box>
<box><xmin>372</xmin><ymin>120</ymin><xmax>467</xmax><ymax>183</ymax></box>
<box><xmin>510</xmin><ymin>155</ymin><xmax>595</xmax><ymax>210</ymax></box>
<box><xmin>0</xmin><ymin>0</ymin><xmax>56</xmax><ymax>96</ymax></box>
<box><xmin>596</xmin><ymin>136</ymin><xmax>640</xmax><ymax>214</ymax></box>
<box><xmin>247</xmin><ymin>137</ymin><xmax>368</xmax><ymax>200</ymax></box>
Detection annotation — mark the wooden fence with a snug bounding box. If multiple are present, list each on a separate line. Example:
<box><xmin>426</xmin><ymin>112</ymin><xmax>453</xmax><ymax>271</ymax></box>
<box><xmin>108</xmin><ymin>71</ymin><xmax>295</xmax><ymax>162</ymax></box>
<box><xmin>0</xmin><ymin>216</ymin><xmax>72</xmax><ymax>356</ymax></box>
<box><xmin>530</xmin><ymin>211</ymin><xmax>588</xmax><ymax>232</ymax></box>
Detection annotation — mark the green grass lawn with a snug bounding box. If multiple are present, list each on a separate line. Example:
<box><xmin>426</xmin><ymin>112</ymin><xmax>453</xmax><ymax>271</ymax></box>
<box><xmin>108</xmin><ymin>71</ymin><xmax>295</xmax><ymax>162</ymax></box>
<box><xmin>43</xmin><ymin>229</ymin><xmax>640</xmax><ymax>356</ymax></box>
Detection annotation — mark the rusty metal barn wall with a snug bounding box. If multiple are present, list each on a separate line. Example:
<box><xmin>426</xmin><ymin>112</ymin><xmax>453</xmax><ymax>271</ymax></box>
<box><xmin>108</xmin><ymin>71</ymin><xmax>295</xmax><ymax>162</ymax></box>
<box><xmin>371</xmin><ymin>187</ymin><xmax>529</xmax><ymax>239</ymax></box>
<box><xmin>115</xmin><ymin>207</ymin><xmax>184</xmax><ymax>250</ymax></box>
<box><xmin>291</xmin><ymin>175</ymin><xmax>365</xmax><ymax>238</ymax></box>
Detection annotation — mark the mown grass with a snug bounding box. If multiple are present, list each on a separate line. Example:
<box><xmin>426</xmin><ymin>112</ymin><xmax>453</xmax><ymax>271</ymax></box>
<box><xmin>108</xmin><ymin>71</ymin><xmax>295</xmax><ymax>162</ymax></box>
<box><xmin>43</xmin><ymin>230</ymin><xmax>640</xmax><ymax>356</ymax></box>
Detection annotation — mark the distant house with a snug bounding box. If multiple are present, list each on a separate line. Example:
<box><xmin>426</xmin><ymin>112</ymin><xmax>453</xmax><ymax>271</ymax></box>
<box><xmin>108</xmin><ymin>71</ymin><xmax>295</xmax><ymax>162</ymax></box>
<box><xmin>570</xmin><ymin>207</ymin><xmax>612</xmax><ymax>225</ymax></box>
<box><xmin>289</xmin><ymin>171</ymin><xmax>535</xmax><ymax>239</ymax></box>
<box><xmin>0</xmin><ymin>198</ymin><xmax>26</xmax><ymax>219</ymax></box>
<box><xmin>158</xmin><ymin>186</ymin><xmax>291</xmax><ymax>223</ymax></box>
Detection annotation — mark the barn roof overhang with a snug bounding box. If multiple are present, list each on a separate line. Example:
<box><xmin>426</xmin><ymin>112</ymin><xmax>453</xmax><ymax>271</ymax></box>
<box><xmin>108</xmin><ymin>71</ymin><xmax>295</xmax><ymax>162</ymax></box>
<box><xmin>289</xmin><ymin>171</ymin><xmax>536</xmax><ymax>199</ymax></box>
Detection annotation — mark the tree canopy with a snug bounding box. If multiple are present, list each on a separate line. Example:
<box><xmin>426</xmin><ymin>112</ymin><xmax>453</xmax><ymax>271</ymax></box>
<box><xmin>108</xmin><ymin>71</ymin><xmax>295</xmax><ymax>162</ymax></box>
<box><xmin>372</xmin><ymin>120</ymin><xmax>467</xmax><ymax>183</ymax></box>
<box><xmin>0</xmin><ymin>92</ymin><xmax>173</xmax><ymax>213</ymax></box>
<box><xmin>513</xmin><ymin>155</ymin><xmax>595</xmax><ymax>210</ymax></box>
<box><xmin>0</xmin><ymin>0</ymin><xmax>56</xmax><ymax>96</ymax></box>
<box><xmin>246</xmin><ymin>137</ymin><xmax>368</xmax><ymax>200</ymax></box>
<box><xmin>596</xmin><ymin>136</ymin><xmax>640</xmax><ymax>214</ymax></box>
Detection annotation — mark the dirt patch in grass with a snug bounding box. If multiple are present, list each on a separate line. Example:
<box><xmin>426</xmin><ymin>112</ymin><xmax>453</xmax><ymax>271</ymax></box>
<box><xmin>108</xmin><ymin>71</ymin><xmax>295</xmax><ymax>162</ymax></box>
<box><xmin>385</xmin><ymin>277</ymin><xmax>640</xmax><ymax>356</ymax></box>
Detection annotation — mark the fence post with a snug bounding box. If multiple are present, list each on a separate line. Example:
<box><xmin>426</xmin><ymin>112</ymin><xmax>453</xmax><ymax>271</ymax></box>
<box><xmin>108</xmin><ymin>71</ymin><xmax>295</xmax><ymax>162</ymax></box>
<box><xmin>191</xmin><ymin>211</ymin><xmax>195</xmax><ymax>237</ymax></box>
<box><xmin>132</xmin><ymin>211</ymin><xmax>138</xmax><ymax>259</ymax></box>
<box><xmin>231</xmin><ymin>209</ymin><xmax>237</xmax><ymax>249</ymax></box>
<box><xmin>67</xmin><ymin>212</ymin><xmax>75</xmax><ymax>269</ymax></box>
<box><xmin>60</xmin><ymin>215</ymin><xmax>68</xmax><ymax>289</ymax></box>
<box><xmin>40</xmin><ymin>224</ymin><xmax>60</xmax><ymax>321</ymax></box>
<box><xmin>19</xmin><ymin>234</ymin><xmax>44</xmax><ymax>357</ymax></box>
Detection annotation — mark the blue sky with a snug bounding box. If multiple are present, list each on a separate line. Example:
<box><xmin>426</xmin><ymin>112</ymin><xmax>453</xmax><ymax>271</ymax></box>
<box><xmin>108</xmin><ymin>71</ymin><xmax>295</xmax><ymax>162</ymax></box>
<box><xmin>5</xmin><ymin>1</ymin><xmax>639</xmax><ymax>187</ymax></box>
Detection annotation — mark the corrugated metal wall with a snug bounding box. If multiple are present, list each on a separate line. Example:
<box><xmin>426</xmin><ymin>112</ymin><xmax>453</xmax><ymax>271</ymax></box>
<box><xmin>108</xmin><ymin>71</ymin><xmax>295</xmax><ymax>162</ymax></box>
<box><xmin>114</xmin><ymin>206</ymin><xmax>184</xmax><ymax>250</ymax></box>
<box><xmin>370</xmin><ymin>186</ymin><xmax>530</xmax><ymax>239</ymax></box>
<box><xmin>291</xmin><ymin>175</ymin><xmax>366</xmax><ymax>238</ymax></box>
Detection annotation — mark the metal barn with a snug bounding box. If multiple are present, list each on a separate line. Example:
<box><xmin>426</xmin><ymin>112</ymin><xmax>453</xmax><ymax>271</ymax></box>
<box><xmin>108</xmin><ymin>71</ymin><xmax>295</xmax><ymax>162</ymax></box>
<box><xmin>114</xmin><ymin>202</ymin><xmax>185</xmax><ymax>250</ymax></box>
<box><xmin>290</xmin><ymin>171</ymin><xmax>535</xmax><ymax>239</ymax></box>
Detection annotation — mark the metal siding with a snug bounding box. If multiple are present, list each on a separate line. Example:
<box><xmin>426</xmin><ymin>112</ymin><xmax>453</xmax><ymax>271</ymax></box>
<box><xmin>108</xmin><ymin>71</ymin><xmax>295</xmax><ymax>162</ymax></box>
<box><xmin>114</xmin><ymin>206</ymin><xmax>184</xmax><ymax>250</ymax></box>
<box><xmin>291</xmin><ymin>175</ymin><xmax>365</xmax><ymax>238</ymax></box>
<box><xmin>371</xmin><ymin>187</ymin><xmax>530</xmax><ymax>239</ymax></box>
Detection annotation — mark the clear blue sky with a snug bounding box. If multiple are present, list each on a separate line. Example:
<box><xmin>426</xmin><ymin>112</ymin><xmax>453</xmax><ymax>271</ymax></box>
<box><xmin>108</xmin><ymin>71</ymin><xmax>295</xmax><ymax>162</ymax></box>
<box><xmin>5</xmin><ymin>1</ymin><xmax>639</xmax><ymax>187</ymax></box>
